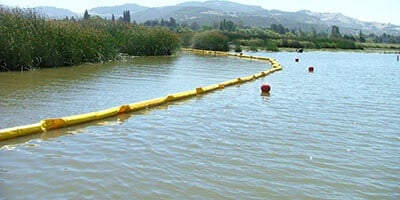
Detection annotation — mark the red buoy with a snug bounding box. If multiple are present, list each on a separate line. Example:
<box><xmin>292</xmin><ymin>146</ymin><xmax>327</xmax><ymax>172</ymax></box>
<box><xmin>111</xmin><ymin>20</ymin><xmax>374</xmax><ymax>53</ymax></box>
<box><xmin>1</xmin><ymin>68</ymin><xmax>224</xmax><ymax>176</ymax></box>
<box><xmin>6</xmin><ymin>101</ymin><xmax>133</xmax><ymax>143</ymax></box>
<box><xmin>295</xmin><ymin>58</ymin><xmax>299</xmax><ymax>62</ymax></box>
<box><xmin>308</xmin><ymin>66</ymin><xmax>314</xmax><ymax>73</ymax></box>
<box><xmin>260</xmin><ymin>84</ymin><xmax>271</xmax><ymax>93</ymax></box>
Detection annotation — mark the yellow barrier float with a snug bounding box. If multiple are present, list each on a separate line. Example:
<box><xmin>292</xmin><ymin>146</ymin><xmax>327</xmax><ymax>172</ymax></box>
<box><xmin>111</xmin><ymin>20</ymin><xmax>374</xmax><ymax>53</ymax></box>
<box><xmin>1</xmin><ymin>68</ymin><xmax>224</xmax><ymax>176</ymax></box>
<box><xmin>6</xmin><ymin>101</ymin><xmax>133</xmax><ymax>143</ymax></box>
<box><xmin>0</xmin><ymin>49</ymin><xmax>283</xmax><ymax>141</ymax></box>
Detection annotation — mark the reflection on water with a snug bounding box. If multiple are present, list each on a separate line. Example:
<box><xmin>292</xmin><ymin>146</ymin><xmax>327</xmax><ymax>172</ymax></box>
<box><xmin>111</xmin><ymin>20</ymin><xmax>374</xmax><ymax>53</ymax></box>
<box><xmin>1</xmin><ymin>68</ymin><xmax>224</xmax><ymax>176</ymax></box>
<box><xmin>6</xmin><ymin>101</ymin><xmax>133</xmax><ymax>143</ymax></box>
<box><xmin>0</xmin><ymin>96</ymin><xmax>188</xmax><ymax>147</ymax></box>
<box><xmin>1</xmin><ymin>52</ymin><xmax>399</xmax><ymax>199</ymax></box>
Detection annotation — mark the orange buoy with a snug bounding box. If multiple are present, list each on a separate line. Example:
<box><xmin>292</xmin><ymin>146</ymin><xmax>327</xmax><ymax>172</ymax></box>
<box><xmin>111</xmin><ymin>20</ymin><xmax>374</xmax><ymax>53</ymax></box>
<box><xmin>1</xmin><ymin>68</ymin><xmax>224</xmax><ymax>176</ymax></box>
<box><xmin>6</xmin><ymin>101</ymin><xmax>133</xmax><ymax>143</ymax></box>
<box><xmin>260</xmin><ymin>84</ymin><xmax>271</xmax><ymax>94</ymax></box>
<box><xmin>308</xmin><ymin>66</ymin><xmax>314</xmax><ymax>73</ymax></box>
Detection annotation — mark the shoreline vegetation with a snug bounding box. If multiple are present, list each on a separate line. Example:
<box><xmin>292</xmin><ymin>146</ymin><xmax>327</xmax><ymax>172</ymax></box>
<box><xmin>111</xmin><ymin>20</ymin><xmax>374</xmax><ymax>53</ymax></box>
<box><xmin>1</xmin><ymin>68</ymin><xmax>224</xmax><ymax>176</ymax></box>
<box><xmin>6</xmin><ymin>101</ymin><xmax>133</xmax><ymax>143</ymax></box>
<box><xmin>1</xmin><ymin>7</ymin><xmax>399</xmax><ymax>72</ymax></box>
<box><xmin>0</xmin><ymin>7</ymin><xmax>180</xmax><ymax>72</ymax></box>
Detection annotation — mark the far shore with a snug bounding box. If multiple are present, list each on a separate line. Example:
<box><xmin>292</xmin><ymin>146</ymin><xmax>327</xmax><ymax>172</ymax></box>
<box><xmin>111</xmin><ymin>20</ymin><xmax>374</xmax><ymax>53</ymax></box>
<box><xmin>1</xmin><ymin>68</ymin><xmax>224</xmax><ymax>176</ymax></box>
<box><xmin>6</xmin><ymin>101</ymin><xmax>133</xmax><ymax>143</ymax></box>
<box><xmin>240</xmin><ymin>47</ymin><xmax>400</xmax><ymax>54</ymax></box>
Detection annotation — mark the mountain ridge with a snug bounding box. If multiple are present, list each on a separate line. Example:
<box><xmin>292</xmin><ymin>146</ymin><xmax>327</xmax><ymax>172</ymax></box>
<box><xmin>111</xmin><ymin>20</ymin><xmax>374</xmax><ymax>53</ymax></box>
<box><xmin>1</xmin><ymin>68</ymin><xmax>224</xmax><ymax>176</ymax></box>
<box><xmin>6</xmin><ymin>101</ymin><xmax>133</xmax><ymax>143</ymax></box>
<box><xmin>2</xmin><ymin>0</ymin><xmax>398</xmax><ymax>35</ymax></box>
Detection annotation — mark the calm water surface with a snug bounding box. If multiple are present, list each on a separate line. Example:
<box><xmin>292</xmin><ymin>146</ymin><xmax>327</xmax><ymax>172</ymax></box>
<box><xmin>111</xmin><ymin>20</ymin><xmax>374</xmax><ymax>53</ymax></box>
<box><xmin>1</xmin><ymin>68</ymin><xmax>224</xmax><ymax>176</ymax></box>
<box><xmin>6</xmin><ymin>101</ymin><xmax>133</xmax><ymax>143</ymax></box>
<box><xmin>0</xmin><ymin>51</ymin><xmax>399</xmax><ymax>199</ymax></box>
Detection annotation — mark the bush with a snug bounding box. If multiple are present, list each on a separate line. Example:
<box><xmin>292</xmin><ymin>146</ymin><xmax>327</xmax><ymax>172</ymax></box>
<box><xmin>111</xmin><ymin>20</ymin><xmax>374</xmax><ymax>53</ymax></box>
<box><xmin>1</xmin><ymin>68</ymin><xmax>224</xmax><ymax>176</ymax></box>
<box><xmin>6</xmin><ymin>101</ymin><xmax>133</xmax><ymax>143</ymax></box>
<box><xmin>177</xmin><ymin>31</ymin><xmax>195</xmax><ymax>48</ymax></box>
<box><xmin>265</xmin><ymin>41</ymin><xmax>279</xmax><ymax>51</ymax></box>
<box><xmin>234</xmin><ymin>44</ymin><xmax>242</xmax><ymax>52</ymax></box>
<box><xmin>191</xmin><ymin>31</ymin><xmax>229</xmax><ymax>51</ymax></box>
<box><xmin>236</xmin><ymin>38</ymin><xmax>265</xmax><ymax>47</ymax></box>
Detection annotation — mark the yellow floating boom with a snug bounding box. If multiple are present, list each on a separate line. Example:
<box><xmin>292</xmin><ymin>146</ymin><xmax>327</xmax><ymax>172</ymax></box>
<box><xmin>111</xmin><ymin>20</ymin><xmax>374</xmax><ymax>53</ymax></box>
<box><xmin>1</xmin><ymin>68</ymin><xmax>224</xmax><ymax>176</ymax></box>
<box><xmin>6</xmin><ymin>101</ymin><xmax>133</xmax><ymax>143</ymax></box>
<box><xmin>0</xmin><ymin>49</ymin><xmax>283</xmax><ymax>141</ymax></box>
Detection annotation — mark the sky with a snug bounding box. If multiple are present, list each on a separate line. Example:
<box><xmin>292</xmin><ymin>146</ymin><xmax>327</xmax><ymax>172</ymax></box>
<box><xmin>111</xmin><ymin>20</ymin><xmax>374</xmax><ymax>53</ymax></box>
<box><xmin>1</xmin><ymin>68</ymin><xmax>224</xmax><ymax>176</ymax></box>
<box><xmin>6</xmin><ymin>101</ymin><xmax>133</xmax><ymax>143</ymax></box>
<box><xmin>1</xmin><ymin>0</ymin><xmax>399</xmax><ymax>25</ymax></box>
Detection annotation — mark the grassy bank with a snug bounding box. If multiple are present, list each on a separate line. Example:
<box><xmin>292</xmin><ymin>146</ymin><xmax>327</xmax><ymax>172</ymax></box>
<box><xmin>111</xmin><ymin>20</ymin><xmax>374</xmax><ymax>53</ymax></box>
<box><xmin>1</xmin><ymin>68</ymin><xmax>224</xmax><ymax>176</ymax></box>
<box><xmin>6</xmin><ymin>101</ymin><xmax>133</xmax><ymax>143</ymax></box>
<box><xmin>0</xmin><ymin>7</ymin><xmax>180</xmax><ymax>72</ymax></box>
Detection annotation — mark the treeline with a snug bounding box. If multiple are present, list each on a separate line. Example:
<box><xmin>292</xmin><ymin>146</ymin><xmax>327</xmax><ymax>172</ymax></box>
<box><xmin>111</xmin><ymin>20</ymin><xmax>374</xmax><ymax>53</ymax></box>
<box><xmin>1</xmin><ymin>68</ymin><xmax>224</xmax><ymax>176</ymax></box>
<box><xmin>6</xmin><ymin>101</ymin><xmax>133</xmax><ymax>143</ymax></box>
<box><xmin>0</xmin><ymin>7</ymin><xmax>180</xmax><ymax>72</ymax></box>
<box><xmin>175</xmin><ymin>23</ymin><xmax>362</xmax><ymax>52</ymax></box>
<box><xmin>140</xmin><ymin>17</ymin><xmax>399</xmax><ymax>51</ymax></box>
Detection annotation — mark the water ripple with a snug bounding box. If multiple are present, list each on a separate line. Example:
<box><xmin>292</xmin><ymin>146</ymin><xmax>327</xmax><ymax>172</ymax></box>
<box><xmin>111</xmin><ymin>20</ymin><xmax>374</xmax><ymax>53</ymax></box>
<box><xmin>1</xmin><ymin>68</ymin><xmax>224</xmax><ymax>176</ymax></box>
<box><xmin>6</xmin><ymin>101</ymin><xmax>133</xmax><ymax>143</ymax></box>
<box><xmin>1</xmin><ymin>52</ymin><xmax>399</xmax><ymax>199</ymax></box>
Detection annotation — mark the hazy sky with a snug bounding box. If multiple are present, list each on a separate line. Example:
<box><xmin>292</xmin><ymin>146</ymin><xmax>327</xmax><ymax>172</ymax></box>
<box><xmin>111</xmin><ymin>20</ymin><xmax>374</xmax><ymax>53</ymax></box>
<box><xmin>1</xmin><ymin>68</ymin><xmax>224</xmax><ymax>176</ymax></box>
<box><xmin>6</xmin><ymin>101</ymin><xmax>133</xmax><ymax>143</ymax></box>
<box><xmin>1</xmin><ymin>0</ymin><xmax>399</xmax><ymax>25</ymax></box>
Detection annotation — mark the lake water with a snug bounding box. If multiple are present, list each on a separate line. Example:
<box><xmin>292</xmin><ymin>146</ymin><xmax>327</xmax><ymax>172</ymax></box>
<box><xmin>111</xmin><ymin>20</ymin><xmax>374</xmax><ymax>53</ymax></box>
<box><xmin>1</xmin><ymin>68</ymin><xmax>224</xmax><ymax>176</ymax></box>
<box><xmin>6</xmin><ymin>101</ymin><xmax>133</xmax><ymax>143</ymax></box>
<box><xmin>0</xmin><ymin>51</ymin><xmax>399</xmax><ymax>199</ymax></box>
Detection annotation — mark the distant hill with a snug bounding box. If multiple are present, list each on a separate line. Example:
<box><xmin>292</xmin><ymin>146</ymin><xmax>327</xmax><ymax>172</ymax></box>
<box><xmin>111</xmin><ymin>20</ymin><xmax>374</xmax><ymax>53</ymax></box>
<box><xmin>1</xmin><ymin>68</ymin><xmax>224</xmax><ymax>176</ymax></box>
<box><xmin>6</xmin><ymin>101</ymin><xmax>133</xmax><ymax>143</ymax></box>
<box><xmin>7</xmin><ymin>0</ymin><xmax>397</xmax><ymax>35</ymax></box>
<box><xmin>89</xmin><ymin>3</ymin><xmax>148</xmax><ymax>19</ymax></box>
<box><xmin>176</xmin><ymin>0</ymin><xmax>265</xmax><ymax>13</ymax></box>
<box><xmin>34</xmin><ymin>6</ymin><xmax>77</xmax><ymax>19</ymax></box>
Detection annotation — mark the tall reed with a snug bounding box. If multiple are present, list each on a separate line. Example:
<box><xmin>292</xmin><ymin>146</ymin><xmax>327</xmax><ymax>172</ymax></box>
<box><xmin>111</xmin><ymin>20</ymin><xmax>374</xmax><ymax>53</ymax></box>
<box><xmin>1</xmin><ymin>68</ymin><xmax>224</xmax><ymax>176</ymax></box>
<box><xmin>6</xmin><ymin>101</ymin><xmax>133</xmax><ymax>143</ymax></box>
<box><xmin>0</xmin><ymin>7</ymin><xmax>180</xmax><ymax>72</ymax></box>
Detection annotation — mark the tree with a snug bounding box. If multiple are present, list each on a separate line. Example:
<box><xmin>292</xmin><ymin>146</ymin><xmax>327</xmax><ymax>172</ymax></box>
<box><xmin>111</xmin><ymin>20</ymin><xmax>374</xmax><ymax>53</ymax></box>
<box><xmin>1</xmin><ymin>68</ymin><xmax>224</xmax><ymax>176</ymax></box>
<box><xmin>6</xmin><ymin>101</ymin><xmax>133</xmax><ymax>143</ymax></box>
<box><xmin>311</xmin><ymin>27</ymin><xmax>317</xmax><ymax>38</ymax></box>
<box><xmin>220</xmin><ymin>19</ymin><xmax>226</xmax><ymax>31</ymax></box>
<box><xmin>298</xmin><ymin>27</ymin><xmax>305</xmax><ymax>37</ymax></box>
<box><xmin>219</xmin><ymin>19</ymin><xmax>236</xmax><ymax>32</ymax></box>
<box><xmin>226</xmin><ymin>20</ymin><xmax>235</xmax><ymax>31</ymax></box>
<box><xmin>330</xmin><ymin>25</ymin><xmax>341</xmax><ymax>38</ymax></box>
<box><xmin>270</xmin><ymin>24</ymin><xmax>286</xmax><ymax>35</ymax></box>
<box><xmin>160</xmin><ymin>18</ymin><xmax>167</xmax><ymax>26</ymax></box>
<box><xmin>83</xmin><ymin>9</ymin><xmax>90</xmax><ymax>20</ymax></box>
<box><xmin>111</xmin><ymin>14</ymin><xmax>115</xmax><ymax>22</ymax></box>
<box><xmin>202</xmin><ymin>25</ymin><xmax>213</xmax><ymax>31</ymax></box>
<box><xmin>270</xmin><ymin>24</ymin><xmax>278</xmax><ymax>32</ymax></box>
<box><xmin>358</xmin><ymin>30</ymin><xmax>366</xmax><ymax>42</ymax></box>
<box><xmin>123</xmin><ymin>10</ymin><xmax>130</xmax><ymax>23</ymax></box>
<box><xmin>190</xmin><ymin>22</ymin><xmax>200</xmax><ymax>31</ymax></box>
<box><xmin>169</xmin><ymin>17</ymin><xmax>177</xmax><ymax>29</ymax></box>
<box><xmin>143</xmin><ymin>19</ymin><xmax>159</xmax><ymax>26</ymax></box>
<box><xmin>181</xmin><ymin>21</ymin><xmax>189</xmax><ymax>28</ymax></box>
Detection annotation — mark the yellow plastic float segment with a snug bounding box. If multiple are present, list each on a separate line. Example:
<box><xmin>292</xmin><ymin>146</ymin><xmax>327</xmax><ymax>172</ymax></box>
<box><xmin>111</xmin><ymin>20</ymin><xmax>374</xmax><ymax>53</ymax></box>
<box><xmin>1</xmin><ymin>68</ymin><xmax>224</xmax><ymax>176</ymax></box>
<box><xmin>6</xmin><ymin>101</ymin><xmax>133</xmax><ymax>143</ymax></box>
<box><xmin>254</xmin><ymin>56</ymin><xmax>271</xmax><ymax>61</ymax></box>
<box><xmin>62</xmin><ymin>112</ymin><xmax>98</xmax><ymax>127</ymax></box>
<box><xmin>127</xmin><ymin>97</ymin><xmax>166</xmax><ymax>111</ymax></box>
<box><xmin>96</xmin><ymin>106</ymin><xmax>121</xmax><ymax>119</ymax></box>
<box><xmin>0</xmin><ymin>123</ymin><xmax>43</xmax><ymax>140</ymax></box>
<box><xmin>41</xmin><ymin>118</ymin><xmax>68</xmax><ymax>132</ymax></box>
<box><xmin>240</xmin><ymin>75</ymin><xmax>255</xmax><ymax>82</ymax></box>
<box><xmin>196</xmin><ymin>84</ymin><xmax>222</xmax><ymax>94</ymax></box>
<box><xmin>166</xmin><ymin>89</ymin><xmax>197</xmax><ymax>101</ymax></box>
<box><xmin>221</xmin><ymin>78</ymin><xmax>240</xmax><ymax>87</ymax></box>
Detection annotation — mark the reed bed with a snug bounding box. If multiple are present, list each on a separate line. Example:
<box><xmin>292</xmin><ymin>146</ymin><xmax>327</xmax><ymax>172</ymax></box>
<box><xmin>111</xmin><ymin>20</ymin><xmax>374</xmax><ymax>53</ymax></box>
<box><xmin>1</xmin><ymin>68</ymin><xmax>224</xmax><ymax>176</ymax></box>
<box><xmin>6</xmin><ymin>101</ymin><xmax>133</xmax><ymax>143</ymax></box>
<box><xmin>0</xmin><ymin>7</ymin><xmax>180</xmax><ymax>72</ymax></box>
